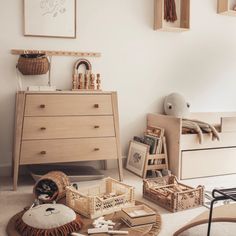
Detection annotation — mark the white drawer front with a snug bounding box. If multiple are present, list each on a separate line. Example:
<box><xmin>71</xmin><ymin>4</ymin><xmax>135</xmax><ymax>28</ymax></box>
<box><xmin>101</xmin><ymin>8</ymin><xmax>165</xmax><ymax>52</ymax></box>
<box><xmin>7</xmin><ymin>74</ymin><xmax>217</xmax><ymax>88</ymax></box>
<box><xmin>181</xmin><ymin>148</ymin><xmax>236</xmax><ymax>179</ymax></box>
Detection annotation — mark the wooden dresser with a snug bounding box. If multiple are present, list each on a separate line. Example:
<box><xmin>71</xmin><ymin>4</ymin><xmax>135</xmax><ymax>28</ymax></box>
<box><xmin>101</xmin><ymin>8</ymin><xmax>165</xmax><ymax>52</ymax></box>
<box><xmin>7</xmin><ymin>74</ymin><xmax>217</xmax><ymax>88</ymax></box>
<box><xmin>13</xmin><ymin>91</ymin><xmax>123</xmax><ymax>190</ymax></box>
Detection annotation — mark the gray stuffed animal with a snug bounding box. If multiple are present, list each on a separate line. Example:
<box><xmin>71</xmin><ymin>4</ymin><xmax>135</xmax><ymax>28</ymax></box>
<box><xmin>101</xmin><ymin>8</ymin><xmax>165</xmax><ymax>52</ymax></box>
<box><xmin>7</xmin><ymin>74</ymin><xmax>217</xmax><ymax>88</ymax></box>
<box><xmin>164</xmin><ymin>93</ymin><xmax>219</xmax><ymax>143</ymax></box>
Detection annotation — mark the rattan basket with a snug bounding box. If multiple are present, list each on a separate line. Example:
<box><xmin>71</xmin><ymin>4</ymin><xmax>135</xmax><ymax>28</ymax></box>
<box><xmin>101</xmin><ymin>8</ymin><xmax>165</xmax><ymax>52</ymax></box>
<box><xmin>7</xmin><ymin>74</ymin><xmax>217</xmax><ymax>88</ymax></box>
<box><xmin>66</xmin><ymin>177</ymin><xmax>135</xmax><ymax>219</ymax></box>
<box><xmin>33</xmin><ymin>171</ymin><xmax>70</xmax><ymax>203</ymax></box>
<box><xmin>143</xmin><ymin>175</ymin><xmax>204</xmax><ymax>212</ymax></box>
<box><xmin>17</xmin><ymin>54</ymin><xmax>50</xmax><ymax>75</ymax></box>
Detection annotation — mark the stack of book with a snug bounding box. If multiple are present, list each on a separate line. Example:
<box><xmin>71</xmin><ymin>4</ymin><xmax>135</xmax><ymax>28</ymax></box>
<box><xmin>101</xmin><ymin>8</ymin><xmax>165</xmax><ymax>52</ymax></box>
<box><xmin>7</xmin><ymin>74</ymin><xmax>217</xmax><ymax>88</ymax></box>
<box><xmin>134</xmin><ymin>125</ymin><xmax>164</xmax><ymax>156</ymax></box>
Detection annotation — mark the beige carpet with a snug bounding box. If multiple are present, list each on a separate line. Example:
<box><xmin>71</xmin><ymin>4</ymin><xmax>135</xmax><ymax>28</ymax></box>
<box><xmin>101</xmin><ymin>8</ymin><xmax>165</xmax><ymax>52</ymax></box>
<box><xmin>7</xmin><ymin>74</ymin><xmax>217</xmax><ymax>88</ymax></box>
<box><xmin>178</xmin><ymin>222</ymin><xmax>236</xmax><ymax>236</ymax></box>
<box><xmin>1</xmin><ymin>170</ymin><xmax>236</xmax><ymax>236</ymax></box>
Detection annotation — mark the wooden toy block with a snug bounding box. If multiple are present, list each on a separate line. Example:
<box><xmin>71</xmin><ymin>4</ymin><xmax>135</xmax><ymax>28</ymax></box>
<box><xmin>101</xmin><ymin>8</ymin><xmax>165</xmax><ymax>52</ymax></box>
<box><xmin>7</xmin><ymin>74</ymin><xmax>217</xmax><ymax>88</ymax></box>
<box><xmin>90</xmin><ymin>74</ymin><xmax>95</xmax><ymax>89</ymax></box>
<box><xmin>96</xmin><ymin>73</ymin><xmax>101</xmax><ymax>90</ymax></box>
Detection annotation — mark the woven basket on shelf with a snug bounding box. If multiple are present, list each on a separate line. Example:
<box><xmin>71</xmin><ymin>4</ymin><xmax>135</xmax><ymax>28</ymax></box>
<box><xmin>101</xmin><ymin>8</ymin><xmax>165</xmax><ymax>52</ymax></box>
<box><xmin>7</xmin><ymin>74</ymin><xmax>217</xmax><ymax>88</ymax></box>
<box><xmin>33</xmin><ymin>171</ymin><xmax>70</xmax><ymax>203</ymax></box>
<box><xmin>17</xmin><ymin>54</ymin><xmax>50</xmax><ymax>75</ymax></box>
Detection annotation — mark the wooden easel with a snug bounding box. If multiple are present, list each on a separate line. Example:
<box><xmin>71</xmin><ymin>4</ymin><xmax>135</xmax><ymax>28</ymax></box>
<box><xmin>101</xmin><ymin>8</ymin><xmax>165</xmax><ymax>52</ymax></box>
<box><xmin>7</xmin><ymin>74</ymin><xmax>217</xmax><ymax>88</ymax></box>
<box><xmin>143</xmin><ymin>136</ymin><xmax>169</xmax><ymax>178</ymax></box>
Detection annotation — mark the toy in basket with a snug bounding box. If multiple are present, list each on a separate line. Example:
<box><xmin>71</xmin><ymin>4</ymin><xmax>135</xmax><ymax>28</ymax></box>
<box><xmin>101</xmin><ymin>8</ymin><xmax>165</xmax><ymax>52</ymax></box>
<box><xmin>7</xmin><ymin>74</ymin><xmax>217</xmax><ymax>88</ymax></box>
<box><xmin>34</xmin><ymin>171</ymin><xmax>70</xmax><ymax>203</ymax></box>
<box><xmin>66</xmin><ymin>177</ymin><xmax>135</xmax><ymax>219</ymax></box>
<box><xmin>143</xmin><ymin>175</ymin><xmax>204</xmax><ymax>212</ymax></box>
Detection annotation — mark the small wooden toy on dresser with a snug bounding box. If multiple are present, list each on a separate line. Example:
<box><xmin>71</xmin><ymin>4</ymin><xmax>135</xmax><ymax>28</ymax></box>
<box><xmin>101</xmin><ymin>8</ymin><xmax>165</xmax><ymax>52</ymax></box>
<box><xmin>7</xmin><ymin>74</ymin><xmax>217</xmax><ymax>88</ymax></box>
<box><xmin>72</xmin><ymin>58</ymin><xmax>101</xmax><ymax>90</ymax></box>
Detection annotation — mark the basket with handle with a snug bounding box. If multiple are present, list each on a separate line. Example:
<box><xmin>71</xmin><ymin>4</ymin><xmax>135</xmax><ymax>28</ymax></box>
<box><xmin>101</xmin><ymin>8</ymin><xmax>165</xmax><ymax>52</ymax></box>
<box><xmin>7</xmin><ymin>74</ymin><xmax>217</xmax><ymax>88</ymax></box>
<box><xmin>33</xmin><ymin>171</ymin><xmax>70</xmax><ymax>203</ymax></box>
<box><xmin>17</xmin><ymin>53</ymin><xmax>50</xmax><ymax>75</ymax></box>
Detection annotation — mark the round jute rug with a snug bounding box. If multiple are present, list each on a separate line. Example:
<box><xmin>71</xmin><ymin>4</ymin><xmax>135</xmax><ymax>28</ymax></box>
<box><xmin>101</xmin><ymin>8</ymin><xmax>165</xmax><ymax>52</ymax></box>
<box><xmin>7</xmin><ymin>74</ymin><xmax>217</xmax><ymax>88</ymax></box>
<box><xmin>6</xmin><ymin>200</ymin><xmax>161</xmax><ymax>236</ymax></box>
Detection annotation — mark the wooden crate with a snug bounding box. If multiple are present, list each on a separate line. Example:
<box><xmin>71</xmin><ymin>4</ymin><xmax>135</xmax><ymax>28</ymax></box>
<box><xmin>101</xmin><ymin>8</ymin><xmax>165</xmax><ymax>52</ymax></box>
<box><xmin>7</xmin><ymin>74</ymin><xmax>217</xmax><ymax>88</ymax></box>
<box><xmin>143</xmin><ymin>175</ymin><xmax>204</xmax><ymax>212</ymax></box>
<box><xmin>66</xmin><ymin>177</ymin><xmax>135</xmax><ymax>219</ymax></box>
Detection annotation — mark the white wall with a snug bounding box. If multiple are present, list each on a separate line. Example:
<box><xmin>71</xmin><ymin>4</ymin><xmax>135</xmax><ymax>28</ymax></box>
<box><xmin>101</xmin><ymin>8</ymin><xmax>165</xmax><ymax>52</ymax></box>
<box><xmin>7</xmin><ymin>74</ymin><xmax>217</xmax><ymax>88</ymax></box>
<box><xmin>1</xmin><ymin>0</ymin><xmax>236</xmax><ymax>174</ymax></box>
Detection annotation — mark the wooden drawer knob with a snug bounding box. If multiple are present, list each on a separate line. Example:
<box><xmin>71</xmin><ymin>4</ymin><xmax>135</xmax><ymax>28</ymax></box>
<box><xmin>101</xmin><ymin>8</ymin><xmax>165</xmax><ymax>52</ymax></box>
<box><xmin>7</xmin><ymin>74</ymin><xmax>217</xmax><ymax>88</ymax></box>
<box><xmin>94</xmin><ymin>104</ymin><xmax>99</xmax><ymax>108</ymax></box>
<box><xmin>94</xmin><ymin>148</ymin><xmax>100</xmax><ymax>151</ymax></box>
<box><xmin>40</xmin><ymin>104</ymin><xmax>46</xmax><ymax>108</ymax></box>
<box><xmin>40</xmin><ymin>151</ymin><xmax>46</xmax><ymax>155</ymax></box>
<box><xmin>94</xmin><ymin>125</ymin><xmax>100</xmax><ymax>129</ymax></box>
<box><xmin>40</xmin><ymin>127</ymin><xmax>46</xmax><ymax>130</ymax></box>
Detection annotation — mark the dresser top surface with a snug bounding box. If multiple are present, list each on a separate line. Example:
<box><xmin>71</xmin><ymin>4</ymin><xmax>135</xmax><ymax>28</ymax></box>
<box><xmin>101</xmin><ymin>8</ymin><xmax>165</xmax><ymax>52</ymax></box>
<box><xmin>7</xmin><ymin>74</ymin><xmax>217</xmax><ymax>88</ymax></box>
<box><xmin>18</xmin><ymin>90</ymin><xmax>115</xmax><ymax>95</ymax></box>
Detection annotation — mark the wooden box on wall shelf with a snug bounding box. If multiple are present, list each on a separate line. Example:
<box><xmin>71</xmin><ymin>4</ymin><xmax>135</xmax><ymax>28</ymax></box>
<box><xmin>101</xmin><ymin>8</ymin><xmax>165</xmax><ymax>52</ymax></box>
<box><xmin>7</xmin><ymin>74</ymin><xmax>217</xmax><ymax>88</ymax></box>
<box><xmin>154</xmin><ymin>0</ymin><xmax>190</xmax><ymax>32</ymax></box>
<box><xmin>218</xmin><ymin>0</ymin><xmax>236</xmax><ymax>16</ymax></box>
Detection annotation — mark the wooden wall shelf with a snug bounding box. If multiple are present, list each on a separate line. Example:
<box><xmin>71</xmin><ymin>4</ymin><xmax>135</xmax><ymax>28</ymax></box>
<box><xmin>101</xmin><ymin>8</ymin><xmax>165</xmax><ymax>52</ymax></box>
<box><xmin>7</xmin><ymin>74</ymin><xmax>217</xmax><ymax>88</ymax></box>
<box><xmin>218</xmin><ymin>0</ymin><xmax>236</xmax><ymax>16</ymax></box>
<box><xmin>11</xmin><ymin>49</ymin><xmax>101</xmax><ymax>57</ymax></box>
<box><xmin>154</xmin><ymin>0</ymin><xmax>190</xmax><ymax>32</ymax></box>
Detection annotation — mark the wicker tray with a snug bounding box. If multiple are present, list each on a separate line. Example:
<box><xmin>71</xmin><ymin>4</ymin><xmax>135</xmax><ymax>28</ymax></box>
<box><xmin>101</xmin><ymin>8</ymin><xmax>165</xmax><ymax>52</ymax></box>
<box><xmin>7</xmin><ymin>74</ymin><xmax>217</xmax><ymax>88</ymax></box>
<box><xmin>143</xmin><ymin>175</ymin><xmax>204</xmax><ymax>212</ymax></box>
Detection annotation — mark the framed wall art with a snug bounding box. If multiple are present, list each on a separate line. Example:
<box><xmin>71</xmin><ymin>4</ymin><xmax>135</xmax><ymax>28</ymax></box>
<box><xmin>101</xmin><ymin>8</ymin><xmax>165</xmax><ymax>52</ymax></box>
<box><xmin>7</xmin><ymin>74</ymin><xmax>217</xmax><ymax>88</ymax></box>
<box><xmin>126</xmin><ymin>141</ymin><xmax>149</xmax><ymax>177</ymax></box>
<box><xmin>23</xmin><ymin>0</ymin><xmax>76</xmax><ymax>38</ymax></box>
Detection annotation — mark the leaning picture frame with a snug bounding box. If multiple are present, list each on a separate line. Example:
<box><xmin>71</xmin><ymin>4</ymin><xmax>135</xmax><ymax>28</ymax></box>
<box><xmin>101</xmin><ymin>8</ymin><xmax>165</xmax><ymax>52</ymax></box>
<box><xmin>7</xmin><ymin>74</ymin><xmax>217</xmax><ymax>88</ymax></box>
<box><xmin>23</xmin><ymin>0</ymin><xmax>76</xmax><ymax>38</ymax></box>
<box><xmin>126</xmin><ymin>141</ymin><xmax>149</xmax><ymax>177</ymax></box>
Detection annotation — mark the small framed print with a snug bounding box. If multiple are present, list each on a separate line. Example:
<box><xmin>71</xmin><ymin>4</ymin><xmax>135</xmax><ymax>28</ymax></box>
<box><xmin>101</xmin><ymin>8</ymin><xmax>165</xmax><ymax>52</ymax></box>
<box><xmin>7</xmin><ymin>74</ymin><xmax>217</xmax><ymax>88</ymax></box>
<box><xmin>23</xmin><ymin>0</ymin><xmax>76</xmax><ymax>38</ymax></box>
<box><xmin>126</xmin><ymin>141</ymin><xmax>149</xmax><ymax>177</ymax></box>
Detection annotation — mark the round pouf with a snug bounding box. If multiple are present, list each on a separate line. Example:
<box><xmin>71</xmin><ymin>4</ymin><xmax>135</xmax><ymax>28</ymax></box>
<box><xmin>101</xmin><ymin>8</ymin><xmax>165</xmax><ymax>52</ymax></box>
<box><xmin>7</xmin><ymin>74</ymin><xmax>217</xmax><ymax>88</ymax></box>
<box><xmin>15</xmin><ymin>203</ymin><xmax>82</xmax><ymax>236</ymax></box>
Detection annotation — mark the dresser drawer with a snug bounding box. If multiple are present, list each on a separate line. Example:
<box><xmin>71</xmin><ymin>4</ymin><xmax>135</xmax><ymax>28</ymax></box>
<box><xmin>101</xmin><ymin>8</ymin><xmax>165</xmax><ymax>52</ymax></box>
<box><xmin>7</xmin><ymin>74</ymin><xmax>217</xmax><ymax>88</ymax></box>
<box><xmin>22</xmin><ymin>116</ymin><xmax>115</xmax><ymax>140</ymax></box>
<box><xmin>25</xmin><ymin>94</ymin><xmax>113</xmax><ymax>116</ymax></box>
<box><xmin>20</xmin><ymin>137</ymin><xmax>117</xmax><ymax>164</ymax></box>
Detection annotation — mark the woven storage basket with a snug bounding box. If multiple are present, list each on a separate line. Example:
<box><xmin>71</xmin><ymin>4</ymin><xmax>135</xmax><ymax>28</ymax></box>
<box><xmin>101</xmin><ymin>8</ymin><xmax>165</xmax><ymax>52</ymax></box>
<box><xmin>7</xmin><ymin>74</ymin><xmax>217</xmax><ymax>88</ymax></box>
<box><xmin>17</xmin><ymin>54</ymin><xmax>50</xmax><ymax>75</ymax></box>
<box><xmin>66</xmin><ymin>177</ymin><xmax>135</xmax><ymax>219</ymax></box>
<box><xmin>34</xmin><ymin>171</ymin><xmax>70</xmax><ymax>203</ymax></box>
<box><xmin>143</xmin><ymin>175</ymin><xmax>204</xmax><ymax>212</ymax></box>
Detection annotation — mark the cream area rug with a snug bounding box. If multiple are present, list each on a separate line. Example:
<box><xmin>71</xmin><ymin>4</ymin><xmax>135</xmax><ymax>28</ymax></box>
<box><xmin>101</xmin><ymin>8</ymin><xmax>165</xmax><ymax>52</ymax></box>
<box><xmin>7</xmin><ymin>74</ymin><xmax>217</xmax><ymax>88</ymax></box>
<box><xmin>178</xmin><ymin>222</ymin><xmax>236</xmax><ymax>236</ymax></box>
<box><xmin>174</xmin><ymin>203</ymin><xmax>236</xmax><ymax>236</ymax></box>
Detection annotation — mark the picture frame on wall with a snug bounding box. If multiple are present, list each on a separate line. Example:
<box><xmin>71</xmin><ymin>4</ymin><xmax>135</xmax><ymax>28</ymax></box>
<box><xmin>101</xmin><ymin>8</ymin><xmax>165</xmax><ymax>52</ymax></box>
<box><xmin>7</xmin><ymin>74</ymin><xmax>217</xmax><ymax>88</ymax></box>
<box><xmin>126</xmin><ymin>141</ymin><xmax>149</xmax><ymax>177</ymax></box>
<box><xmin>23</xmin><ymin>0</ymin><xmax>76</xmax><ymax>38</ymax></box>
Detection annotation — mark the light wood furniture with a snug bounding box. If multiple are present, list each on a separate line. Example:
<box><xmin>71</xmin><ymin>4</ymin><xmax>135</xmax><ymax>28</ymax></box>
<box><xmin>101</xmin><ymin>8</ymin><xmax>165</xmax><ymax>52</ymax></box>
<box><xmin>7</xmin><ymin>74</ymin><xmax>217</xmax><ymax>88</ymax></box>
<box><xmin>147</xmin><ymin>112</ymin><xmax>236</xmax><ymax>179</ymax></box>
<box><xmin>217</xmin><ymin>0</ymin><xmax>236</xmax><ymax>16</ymax></box>
<box><xmin>143</xmin><ymin>136</ymin><xmax>169</xmax><ymax>178</ymax></box>
<box><xmin>13</xmin><ymin>91</ymin><xmax>123</xmax><ymax>190</ymax></box>
<box><xmin>154</xmin><ymin>0</ymin><xmax>190</xmax><ymax>32</ymax></box>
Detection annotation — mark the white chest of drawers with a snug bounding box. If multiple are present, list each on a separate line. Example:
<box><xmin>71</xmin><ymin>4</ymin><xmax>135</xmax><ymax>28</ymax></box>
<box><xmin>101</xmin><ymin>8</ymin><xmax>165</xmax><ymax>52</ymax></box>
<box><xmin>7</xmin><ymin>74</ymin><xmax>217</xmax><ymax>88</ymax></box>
<box><xmin>13</xmin><ymin>91</ymin><xmax>123</xmax><ymax>190</ymax></box>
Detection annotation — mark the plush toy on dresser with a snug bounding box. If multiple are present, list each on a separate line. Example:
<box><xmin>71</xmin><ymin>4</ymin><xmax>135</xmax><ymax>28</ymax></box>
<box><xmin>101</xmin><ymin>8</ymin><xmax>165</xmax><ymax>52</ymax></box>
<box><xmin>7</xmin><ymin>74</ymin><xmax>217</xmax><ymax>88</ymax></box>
<box><xmin>164</xmin><ymin>92</ymin><xmax>220</xmax><ymax>143</ymax></box>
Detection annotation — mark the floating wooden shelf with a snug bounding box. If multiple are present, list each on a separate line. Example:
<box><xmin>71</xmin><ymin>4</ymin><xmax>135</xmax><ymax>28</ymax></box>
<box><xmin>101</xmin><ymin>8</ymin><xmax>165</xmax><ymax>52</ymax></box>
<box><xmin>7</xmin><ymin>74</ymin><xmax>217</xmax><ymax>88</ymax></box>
<box><xmin>154</xmin><ymin>0</ymin><xmax>190</xmax><ymax>32</ymax></box>
<box><xmin>218</xmin><ymin>0</ymin><xmax>236</xmax><ymax>16</ymax></box>
<box><xmin>11</xmin><ymin>49</ymin><xmax>101</xmax><ymax>57</ymax></box>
